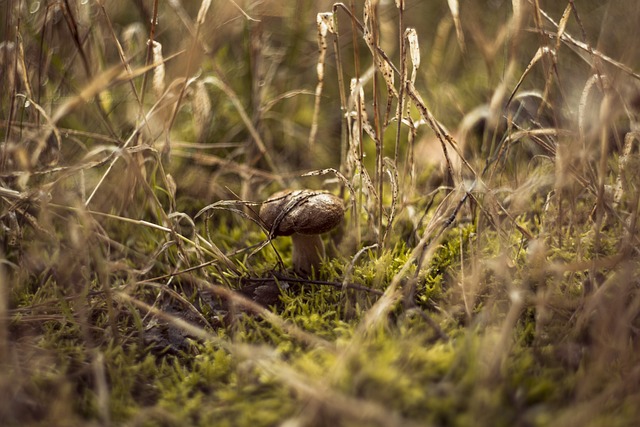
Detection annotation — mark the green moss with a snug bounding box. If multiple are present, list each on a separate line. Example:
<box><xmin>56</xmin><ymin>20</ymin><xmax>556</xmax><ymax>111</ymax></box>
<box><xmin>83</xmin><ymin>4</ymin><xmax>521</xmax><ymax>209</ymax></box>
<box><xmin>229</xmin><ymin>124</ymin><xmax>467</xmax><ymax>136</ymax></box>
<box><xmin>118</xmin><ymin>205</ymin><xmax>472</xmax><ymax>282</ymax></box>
<box><xmin>148</xmin><ymin>341</ymin><xmax>296</xmax><ymax>427</ymax></box>
<box><xmin>418</xmin><ymin>223</ymin><xmax>476</xmax><ymax>305</ymax></box>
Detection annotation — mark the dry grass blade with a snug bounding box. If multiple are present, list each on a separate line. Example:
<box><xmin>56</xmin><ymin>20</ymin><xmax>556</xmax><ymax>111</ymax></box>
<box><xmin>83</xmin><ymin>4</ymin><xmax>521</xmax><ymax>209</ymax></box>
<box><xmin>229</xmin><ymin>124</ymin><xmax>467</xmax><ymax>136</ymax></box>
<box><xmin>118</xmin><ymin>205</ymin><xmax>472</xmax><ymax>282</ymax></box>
<box><xmin>406</xmin><ymin>28</ymin><xmax>420</xmax><ymax>84</ymax></box>
<box><xmin>6</xmin><ymin>1</ymin><xmax>640</xmax><ymax>425</ymax></box>
<box><xmin>506</xmin><ymin>46</ymin><xmax>555</xmax><ymax>107</ymax></box>
<box><xmin>309</xmin><ymin>12</ymin><xmax>335</xmax><ymax>147</ymax></box>
<box><xmin>171</xmin><ymin>150</ymin><xmax>282</xmax><ymax>181</ymax></box>
<box><xmin>578</xmin><ymin>73</ymin><xmax>609</xmax><ymax>143</ymax></box>
<box><xmin>381</xmin><ymin>157</ymin><xmax>399</xmax><ymax>246</ymax></box>
<box><xmin>15</xmin><ymin>33</ymin><xmax>34</xmax><ymax>101</ymax></box>
<box><xmin>115</xmin><ymin>291</ymin><xmax>224</xmax><ymax>344</ymax></box>
<box><xmin>405</xmin><ymin>81</ymin><xmax>473</xmax><ymax>181</ymax></box>
<box><xmin>95</xmin><ymin>0</ymin><xmax>147</xmax><ymax>128</ymax></box>
<box><xmin>151</xmin><ymin>41</ymin><xmax>166</xmax><ymax>98</ymax></box>
<box><xmin>363</xmin><ymin>0</ymin><xmax>397</xmax><ymax>98</ymax></box>
<box><xmin>614</xmin><ymin>132</ymin><xmax>640</xmax><ymax>206</ymax></box>
<box><xmin>301</xmin><ymin>168</ymin><xmax>355</xmax><ymax>205</ymax></box>
<box><xmin>535</xmin><ymin>5</ymin><xmax>640</xmax><ymax>81</ymax></box>
<box><xmin>15</xmin><ymin>94</ymin><xmax>61</xmax><ymax>166</ymax></box>
<box><xmin>447</xmin><ymin>0</ymin><xmax>466</xmax><ymax>53</ymax></box>
<box><xmin>259</xmin><ymin>358</ymin><xmax>423</xmax><ymax>427</ymax></box>
<box><xmin>50</xmin><ymin>65</ymin><xmax>122</xmax><ymax>125</ymax></box>
<box><xmin>139</xmin><ymin>281</ymin><xmax>214</xmax><ymax>329</ymax></box>
<box><xmin>341</xmin><ymin>243</ymin><xmax>379</xmax><ymax>292</ymax></box>
<box><xmin>395</xmin><ymin>27</ymin><xmax>419</xmax><ymax>175</ymax></box>
<box><xmin>192</xmin><ymin>80</ymin><xmax>212</xmax><ymax>142</ymax></box>
<box><xmin>227</xmin><ymin>0</ymin><xmax>260</xmax><ymax>22</ymax></box>
<box><xmin>195</xmin><ymin>199</ymin><xmax>263</xmax><ymax>239</ymax></box>
<box><xmin>195</xmin><ymin>278</ymin><xmax>334</xmax><ymax>349</ymax></box>
<box><xmin>166</xmin><ymin>0</ymin><xmax>212</xmax><ymax>148</ymax></box>
<box><xmin>0</xmin><ymin>254</ymin><xmax>7</xmax><ymax>366</ymax></box>
<box><xmin>51</xmin><ymin>53</ymin><xmax>183</xmax><ymax>125</ymax></box>
<box><xmin>202</xmin><ymin>76</ymin><xmax>285</xmax><ymax>186</ymax></box>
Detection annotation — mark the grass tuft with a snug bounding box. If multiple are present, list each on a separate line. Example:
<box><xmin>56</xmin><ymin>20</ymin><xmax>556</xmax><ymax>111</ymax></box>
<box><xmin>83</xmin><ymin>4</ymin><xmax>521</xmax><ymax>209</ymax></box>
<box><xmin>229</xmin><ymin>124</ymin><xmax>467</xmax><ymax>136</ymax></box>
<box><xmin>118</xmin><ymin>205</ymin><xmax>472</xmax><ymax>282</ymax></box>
<box><xmin>2</xmin><ymin>0</ymin><xmax>640</xmax><ymax>426</ymax></box>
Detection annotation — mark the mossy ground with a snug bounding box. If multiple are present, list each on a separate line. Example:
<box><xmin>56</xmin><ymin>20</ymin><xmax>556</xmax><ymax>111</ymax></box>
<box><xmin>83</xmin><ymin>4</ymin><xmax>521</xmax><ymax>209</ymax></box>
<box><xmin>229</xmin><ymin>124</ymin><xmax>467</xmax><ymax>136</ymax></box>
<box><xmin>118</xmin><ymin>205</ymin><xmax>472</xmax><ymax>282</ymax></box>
<box><xmin>2</xmin><ymin>1</ymin><xmax>640</xmax><ymax>426</ymax></box>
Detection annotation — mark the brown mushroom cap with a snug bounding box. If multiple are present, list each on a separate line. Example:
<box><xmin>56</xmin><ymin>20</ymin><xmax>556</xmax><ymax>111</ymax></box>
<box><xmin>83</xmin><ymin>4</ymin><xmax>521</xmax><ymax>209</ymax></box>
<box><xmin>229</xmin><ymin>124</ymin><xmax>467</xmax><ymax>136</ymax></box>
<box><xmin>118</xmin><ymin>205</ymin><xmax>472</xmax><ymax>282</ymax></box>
<box><xmin>260</xmin><ymin>189</ymin><xmax>344</xmax><ymax>237</ymax></box>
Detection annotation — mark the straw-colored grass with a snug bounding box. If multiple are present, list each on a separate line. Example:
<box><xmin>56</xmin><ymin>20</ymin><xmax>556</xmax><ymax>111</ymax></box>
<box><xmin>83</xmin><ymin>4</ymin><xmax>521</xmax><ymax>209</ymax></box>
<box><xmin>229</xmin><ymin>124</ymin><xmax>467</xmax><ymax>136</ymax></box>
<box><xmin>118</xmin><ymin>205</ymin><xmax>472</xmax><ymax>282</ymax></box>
<box><xmin>2</xmin><ymin>0</ymin><xmax>640</xmax><ymax>426</ymax></box>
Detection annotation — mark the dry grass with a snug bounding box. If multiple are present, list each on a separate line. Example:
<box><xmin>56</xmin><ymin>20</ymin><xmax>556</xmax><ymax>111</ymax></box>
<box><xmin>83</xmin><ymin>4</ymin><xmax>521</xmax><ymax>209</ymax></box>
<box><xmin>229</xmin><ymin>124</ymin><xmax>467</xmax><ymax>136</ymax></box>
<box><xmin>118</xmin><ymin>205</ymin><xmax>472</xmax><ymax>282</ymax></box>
<box><xmin>2</xmin><ymin>0</ymin><xmax>640</xmax><ymax>426</ymax></box>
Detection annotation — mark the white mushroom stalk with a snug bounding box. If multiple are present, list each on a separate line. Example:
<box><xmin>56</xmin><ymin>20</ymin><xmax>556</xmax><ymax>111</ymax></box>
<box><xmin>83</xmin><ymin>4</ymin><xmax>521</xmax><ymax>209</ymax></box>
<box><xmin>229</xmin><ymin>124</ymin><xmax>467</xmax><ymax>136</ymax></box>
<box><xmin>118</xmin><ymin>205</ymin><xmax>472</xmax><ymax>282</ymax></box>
<box><xmin>260</xmin><ymin>189</ymin><xmax>345</xmax><ymax>275</ymax></box>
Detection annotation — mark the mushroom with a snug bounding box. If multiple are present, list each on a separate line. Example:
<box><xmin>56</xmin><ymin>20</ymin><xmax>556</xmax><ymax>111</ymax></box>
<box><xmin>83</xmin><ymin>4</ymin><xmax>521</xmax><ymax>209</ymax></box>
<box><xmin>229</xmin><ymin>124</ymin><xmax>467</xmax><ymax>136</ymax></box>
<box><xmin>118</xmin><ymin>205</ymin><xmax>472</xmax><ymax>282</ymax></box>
<box><xmin>259</xmin><ymin>189</ymin><xmax>344</xmax><ymax>275</ymax></box>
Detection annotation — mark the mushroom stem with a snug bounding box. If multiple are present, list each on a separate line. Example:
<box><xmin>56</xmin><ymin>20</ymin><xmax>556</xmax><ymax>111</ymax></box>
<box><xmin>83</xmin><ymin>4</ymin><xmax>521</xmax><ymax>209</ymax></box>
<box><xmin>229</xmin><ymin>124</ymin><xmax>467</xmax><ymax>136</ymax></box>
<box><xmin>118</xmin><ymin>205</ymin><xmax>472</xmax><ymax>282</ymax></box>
<box><xmin>291</xmin><ymin>233</ymin><xmax>325</xmax><ymax>275</ymax></box>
